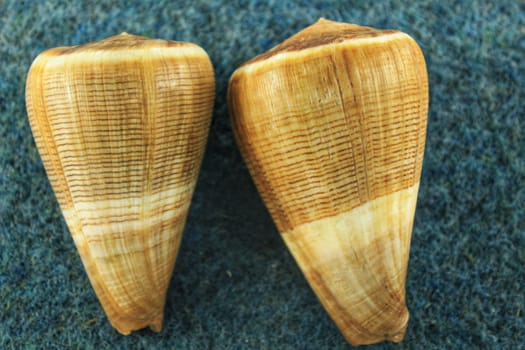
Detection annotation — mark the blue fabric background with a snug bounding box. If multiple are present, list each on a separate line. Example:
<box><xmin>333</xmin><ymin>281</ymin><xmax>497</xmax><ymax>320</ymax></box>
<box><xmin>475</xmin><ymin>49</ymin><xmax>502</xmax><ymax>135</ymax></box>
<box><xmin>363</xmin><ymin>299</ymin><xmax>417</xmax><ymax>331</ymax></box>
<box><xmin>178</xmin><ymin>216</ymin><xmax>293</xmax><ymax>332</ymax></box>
<box><xmin>0</xmin><ymin>1</ymin><xmax>523</xmax><ymax>349</ymax></box>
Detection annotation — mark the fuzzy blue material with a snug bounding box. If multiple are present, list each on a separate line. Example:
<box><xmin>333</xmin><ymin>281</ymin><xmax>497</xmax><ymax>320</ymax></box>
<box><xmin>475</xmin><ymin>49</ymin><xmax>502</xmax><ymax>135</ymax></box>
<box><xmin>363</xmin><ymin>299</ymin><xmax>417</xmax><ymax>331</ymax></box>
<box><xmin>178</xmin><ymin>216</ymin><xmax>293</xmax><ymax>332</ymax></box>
<box><xmin>1</xmin><ymin>1</ymin><xmax>523</xmax><ymax>348</ymax></box>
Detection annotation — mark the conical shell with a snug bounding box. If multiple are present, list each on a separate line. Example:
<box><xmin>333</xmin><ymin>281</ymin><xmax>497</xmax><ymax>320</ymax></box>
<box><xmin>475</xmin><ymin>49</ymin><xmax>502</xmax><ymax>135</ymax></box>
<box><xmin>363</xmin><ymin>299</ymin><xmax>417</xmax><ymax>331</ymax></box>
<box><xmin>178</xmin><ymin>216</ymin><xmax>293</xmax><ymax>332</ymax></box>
<box><xmin>25</xmin><ymin>33</ymin><xmax>215</xmax><ymax>334</ymax></box>
<box><xmin>228</xmin><ymin>19</ymin><xmax>428</xmax><ymax>346</ymax></box>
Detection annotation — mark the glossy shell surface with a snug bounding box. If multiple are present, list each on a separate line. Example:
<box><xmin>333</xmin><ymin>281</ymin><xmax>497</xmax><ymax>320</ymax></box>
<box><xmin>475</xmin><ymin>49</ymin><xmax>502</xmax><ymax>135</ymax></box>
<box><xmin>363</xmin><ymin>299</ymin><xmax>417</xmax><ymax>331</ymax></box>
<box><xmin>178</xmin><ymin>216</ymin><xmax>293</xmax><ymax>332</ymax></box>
<box><xmin>26</xmin><ymin>33</ymin><xmax>215</xmax><ymax>334</ymax></box>
<box><xmin>229</xmin><ymin>19</ymin><xmax>428</xmax><ymax>345</ymax></box>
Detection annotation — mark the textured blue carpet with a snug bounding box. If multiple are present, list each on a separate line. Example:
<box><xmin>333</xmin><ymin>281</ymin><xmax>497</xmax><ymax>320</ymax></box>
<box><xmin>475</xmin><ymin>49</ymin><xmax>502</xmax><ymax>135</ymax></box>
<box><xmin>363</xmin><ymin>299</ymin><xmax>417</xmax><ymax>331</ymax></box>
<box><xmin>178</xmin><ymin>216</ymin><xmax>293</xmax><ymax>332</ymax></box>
<box><xmin>1</xmin><ymin>1</ymin><xmax>524</xmax><ymax>349</ymax></box>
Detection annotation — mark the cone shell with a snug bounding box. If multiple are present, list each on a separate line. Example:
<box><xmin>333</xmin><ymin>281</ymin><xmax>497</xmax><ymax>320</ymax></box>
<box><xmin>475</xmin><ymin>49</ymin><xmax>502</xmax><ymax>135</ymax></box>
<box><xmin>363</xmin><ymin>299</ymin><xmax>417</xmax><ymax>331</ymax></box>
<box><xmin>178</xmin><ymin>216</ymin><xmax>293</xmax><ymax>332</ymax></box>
<box><xmin>228</xmin><ymin>19</ymin><xmax>428</xmax><ymax>345</ymax></box>
<box><xmin>25</xmin><ymin>33</ymin><xmax>215</xmax><ymax>334</ymax></box>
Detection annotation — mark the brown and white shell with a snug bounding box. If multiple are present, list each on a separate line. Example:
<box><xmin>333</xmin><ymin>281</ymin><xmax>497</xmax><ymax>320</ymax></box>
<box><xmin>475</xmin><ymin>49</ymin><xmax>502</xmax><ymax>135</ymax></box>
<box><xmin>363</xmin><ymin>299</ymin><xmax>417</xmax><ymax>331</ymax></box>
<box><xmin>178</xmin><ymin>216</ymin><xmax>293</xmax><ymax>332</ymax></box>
<box><xmin>25</xmin><ymin>33</ymin><xmax>215</xmax><ymax>334</ymax></box>
<box><xmin>228</xmin><ymin>19</ymin><xmax>428</xmax><ymax>346</ymax></box>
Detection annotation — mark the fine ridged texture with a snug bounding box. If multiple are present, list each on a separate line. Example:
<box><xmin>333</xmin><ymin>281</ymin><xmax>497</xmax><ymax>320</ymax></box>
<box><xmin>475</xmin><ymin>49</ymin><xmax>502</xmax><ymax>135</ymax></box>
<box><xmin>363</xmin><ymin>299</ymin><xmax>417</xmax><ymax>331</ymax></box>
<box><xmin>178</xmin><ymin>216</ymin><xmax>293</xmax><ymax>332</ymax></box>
<box><xmin>228</xmin><ymin>19</ymin><xmax>428</xmax><ymax>346</ymax></box>
<box><xmin>25</xmin><ymin>33</ymin><xmax>215</xmax><ymax>335</ymax></box>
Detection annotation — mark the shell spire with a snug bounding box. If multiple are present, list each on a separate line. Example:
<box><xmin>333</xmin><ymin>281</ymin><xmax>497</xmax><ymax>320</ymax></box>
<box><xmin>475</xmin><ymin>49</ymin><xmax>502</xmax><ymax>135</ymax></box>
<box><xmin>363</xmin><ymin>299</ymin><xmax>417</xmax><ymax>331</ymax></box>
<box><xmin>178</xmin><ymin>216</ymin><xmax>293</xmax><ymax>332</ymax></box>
<box><xmin>26</xmin><ymin>33</ymin><xmax>215</xmax><ymax>334</ymax></box>
<box><xmin>228</xmin><ymin>19</ymin><xmax>428</xmax><ymax>346</ymax></box>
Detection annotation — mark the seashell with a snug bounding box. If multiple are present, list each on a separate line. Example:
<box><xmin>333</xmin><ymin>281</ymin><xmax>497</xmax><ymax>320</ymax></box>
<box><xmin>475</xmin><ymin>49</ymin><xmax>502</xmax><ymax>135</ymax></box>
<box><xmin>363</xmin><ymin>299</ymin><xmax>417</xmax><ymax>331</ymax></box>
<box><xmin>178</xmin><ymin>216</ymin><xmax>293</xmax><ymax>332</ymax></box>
<box><xmin>25</xmin><ymin>33</ymin><xmax>215</xmax><ymax>334</ymax></box>
<box><xmin>228</xmin><ymin>19</ymin><xmax>428</xmax><ymax>346</ymax></box>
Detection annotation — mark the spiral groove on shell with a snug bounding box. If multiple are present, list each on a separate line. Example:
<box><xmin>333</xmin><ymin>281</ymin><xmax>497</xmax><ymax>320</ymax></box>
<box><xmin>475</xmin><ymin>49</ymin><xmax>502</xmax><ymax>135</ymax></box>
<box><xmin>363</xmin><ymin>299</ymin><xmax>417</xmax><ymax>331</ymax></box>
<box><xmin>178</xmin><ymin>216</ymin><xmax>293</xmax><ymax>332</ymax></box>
<box><xmin>26</xmin><ymin>33</ymin><xmax>215</xmax><ymax>334</ymax></box>
<box><xmin>228</xmin><ymin>19</ymin><xmax>428</xmax><ymax>345</ymax></box>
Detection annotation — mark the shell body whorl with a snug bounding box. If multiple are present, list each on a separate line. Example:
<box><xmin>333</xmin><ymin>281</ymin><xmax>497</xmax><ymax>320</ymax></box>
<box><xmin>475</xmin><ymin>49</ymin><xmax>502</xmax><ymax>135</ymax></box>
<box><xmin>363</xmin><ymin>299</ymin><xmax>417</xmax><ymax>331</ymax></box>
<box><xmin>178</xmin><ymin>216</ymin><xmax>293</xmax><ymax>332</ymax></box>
<box><xmin>26</xmin><ymin>33</ymin><xmax>215</xmax><ymax>334</ymax></box>
<box><xmin>228</xmin><ymin>19</ymin><xmax>428</xmax><ymax>346</ymax></box>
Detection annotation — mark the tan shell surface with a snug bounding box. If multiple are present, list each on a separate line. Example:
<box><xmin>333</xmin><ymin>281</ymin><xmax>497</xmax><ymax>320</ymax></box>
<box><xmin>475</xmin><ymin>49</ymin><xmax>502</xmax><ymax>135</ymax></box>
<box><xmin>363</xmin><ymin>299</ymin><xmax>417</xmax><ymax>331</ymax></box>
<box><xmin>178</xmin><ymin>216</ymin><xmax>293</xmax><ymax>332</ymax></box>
<box><xmin>26</xmin><ymin>33</ymin><xmax>215</xmax><ymax>334</ymax></box>
<box><xmin>229</xmin><ymin>19</ymin><xmax>428</xmax><ymax>345</ymax></box>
